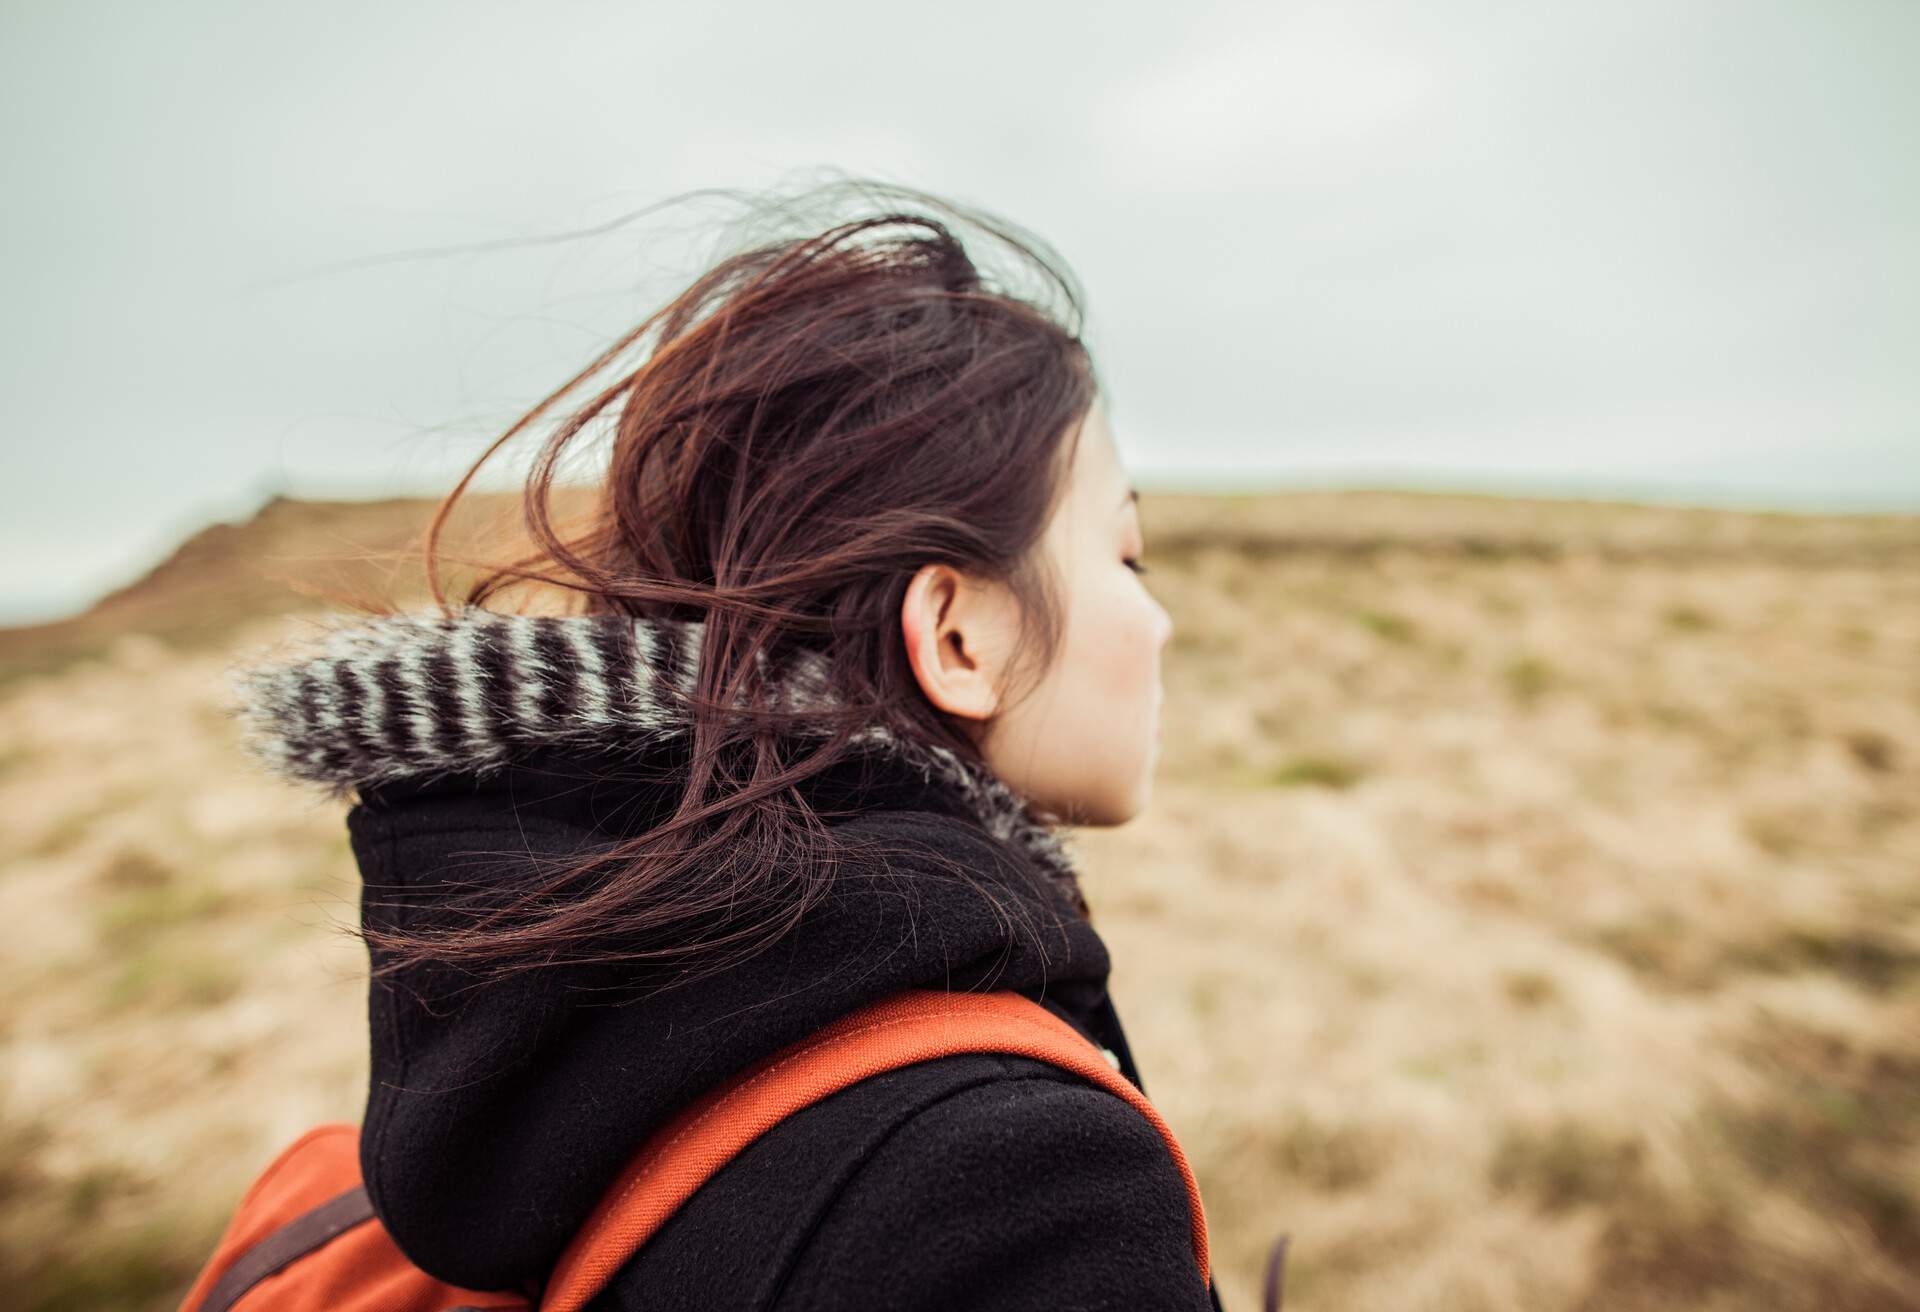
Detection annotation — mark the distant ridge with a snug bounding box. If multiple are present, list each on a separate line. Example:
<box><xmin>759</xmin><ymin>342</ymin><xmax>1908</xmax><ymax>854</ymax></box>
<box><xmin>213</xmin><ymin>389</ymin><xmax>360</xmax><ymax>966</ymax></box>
<box><xmin>2</xmin><ymin>487</ymin><xmax>1912</xmax><ymax>689</ymax></box>
<box><xmin>0</xmin><ymin>488</ymin><xmax>588</xmax><ymax>687</ymax></box>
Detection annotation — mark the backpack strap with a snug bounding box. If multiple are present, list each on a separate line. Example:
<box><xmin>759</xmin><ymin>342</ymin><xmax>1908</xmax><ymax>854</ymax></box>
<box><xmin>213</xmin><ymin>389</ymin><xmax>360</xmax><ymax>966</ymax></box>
<box><xmin>176</xmin><ymin>1124</ymin><xmax>531</xmax><ymax>1312</ymax></box>
<box><xmin>538</xmin><ymin>987</ymin><xmax>1211</xmax><ymax>1312</ymax></box>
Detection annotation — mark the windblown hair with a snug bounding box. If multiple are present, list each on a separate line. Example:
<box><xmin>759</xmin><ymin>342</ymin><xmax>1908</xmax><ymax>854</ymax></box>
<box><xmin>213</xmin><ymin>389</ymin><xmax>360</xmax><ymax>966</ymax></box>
<box><xmin>323</xmin><ymin>176</ymin><xmax>1103</xmax><ymax>991</ymax></box>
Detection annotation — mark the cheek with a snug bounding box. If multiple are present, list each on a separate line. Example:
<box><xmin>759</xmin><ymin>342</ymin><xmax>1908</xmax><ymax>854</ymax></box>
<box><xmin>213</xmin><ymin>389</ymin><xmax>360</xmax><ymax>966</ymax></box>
<box><xmin>1070</xmin><ymin>576</ymin><xmax>1160</xmax><ymax>706</ymax></box>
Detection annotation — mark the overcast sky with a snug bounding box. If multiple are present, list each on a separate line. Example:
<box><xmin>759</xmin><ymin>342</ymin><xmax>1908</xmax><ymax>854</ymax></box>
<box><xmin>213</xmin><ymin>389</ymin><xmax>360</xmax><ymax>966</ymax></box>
<box><xmin>3</xmin><ymin>0</ymin><xmax>1916</xmax><ymax>624</ymax></box>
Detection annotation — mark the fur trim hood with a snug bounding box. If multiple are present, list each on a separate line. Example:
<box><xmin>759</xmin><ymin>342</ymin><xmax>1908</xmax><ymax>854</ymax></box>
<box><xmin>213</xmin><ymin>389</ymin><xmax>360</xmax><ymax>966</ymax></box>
<box><xmin>222</xmin><ymin>603</ymin><xmax>1086</xmax><ymax>908</ymax></box>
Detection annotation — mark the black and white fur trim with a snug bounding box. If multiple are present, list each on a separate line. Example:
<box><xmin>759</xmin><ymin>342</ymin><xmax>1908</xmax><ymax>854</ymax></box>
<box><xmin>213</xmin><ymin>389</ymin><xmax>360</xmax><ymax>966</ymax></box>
<box><xmin>223</xmin><ymin>605</ymin><xmax>1085</xmax><ymax>906</ymax></box>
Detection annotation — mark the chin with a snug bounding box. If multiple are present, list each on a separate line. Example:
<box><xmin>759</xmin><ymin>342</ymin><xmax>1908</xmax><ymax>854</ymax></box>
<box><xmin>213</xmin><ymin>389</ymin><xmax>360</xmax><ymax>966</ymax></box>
<box><xmin>1126</xmin><ymin>773</ymin><xmax>1155</xmax><ymax>822</ymax></box>
<box><xmin>1035</xmin><ymin>754</ymin><xmax>1155</xmax><ymax>828</ymax></box>
<box><xmin>1095</xmin><ymin>776</ymin><xmax>1156</xmax><ymax>828</ymax></box>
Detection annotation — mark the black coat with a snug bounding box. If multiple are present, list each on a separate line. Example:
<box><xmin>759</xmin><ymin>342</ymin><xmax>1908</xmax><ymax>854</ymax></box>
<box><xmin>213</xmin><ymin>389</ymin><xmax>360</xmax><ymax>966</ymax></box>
<box><xmin>347</xmin><ymin>743</ymin><xmax>1225</xmax><ymax>1311</ymax></box>
<box><xmin>230</xmin><ymin>605</ymin><xmax>1228</xmax><ymax>1309</ymax></box>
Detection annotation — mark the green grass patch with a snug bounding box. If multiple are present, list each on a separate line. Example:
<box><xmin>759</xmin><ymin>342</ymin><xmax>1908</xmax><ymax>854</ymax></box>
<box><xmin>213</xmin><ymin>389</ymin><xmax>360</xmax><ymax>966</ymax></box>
<box><xmin>1264</xmin><ymin>755</ymin><xmax>1365</xmax><ymax>790</ymax></box>
<box><xmin>1662</xmin><ymin>604</ymin><xmax>1716</xmax><ymax>632</ymax></box>
<box><xmin>64</xmin><ymin>1162</ymin><xmax>143</xmax><ymax>1223</ymax></box>
<box><xmin>1351</xmin><ymin>608</ymin><xmax>1419</xmax><ymax>644</ymax></box>
<box><xmin>1504</xmin><ymin>655</ymin><xmax>1557</xmax><ymax>703</ymax></box>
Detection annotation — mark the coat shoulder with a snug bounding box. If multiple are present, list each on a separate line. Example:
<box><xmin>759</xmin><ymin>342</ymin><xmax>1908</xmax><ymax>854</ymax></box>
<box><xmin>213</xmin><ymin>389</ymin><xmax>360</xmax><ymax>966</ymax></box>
<box><xmin>772</xmin><ymin>1056</ymin><xmax>1213</xmax><ymax>1312</ymax></box>
<box><xmin>586</xmin><ymin>1053</ymin><xmax>1212</xmax><ymax>1312</ymax></box>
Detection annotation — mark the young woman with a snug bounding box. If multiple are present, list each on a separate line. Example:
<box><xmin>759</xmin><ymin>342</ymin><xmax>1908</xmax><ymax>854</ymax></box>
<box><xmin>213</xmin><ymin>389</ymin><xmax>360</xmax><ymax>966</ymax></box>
<box><xmin>232</xmin><ymin>179</ymin><xmax>1240</xmax><ymax>1311</ymax></box>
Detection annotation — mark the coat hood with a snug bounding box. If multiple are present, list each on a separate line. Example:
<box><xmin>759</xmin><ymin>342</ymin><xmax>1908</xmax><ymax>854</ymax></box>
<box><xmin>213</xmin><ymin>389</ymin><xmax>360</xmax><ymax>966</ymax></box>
<box><xmin>222</xmin><ymin>605</ymin><xmax>1119</xmax><ymax>1292</ymax></box>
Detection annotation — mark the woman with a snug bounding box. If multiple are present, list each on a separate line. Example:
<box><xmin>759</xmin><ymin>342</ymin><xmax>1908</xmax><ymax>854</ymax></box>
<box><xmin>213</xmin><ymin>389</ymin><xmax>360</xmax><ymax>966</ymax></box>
<box><xmin>231</xmin><ymin>179</ymin><xmax>1236</xmax><ymax>1311</ymax></box>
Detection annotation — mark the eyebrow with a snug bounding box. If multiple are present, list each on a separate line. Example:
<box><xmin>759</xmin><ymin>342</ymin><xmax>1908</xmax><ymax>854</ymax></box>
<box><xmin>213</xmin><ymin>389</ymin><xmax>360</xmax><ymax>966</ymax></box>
<box><xmin>1118</xmin><ymin>486</ymin><xmax>1139</xmax><ymax>512</ymax></box>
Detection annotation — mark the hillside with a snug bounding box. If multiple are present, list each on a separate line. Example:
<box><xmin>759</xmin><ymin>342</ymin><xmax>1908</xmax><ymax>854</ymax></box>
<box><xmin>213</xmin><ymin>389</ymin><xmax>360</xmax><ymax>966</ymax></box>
<box><xmin>2</xmin><ymin>489</ymin><xmax>1917</xmax><ymax>1311</ymax></box>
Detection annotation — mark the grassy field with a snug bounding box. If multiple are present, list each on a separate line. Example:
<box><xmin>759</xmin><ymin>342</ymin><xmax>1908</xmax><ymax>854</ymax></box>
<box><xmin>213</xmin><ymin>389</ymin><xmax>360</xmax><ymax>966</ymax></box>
<box><xmin>2</xmin><ymin>489</ymin><xmax>1915</xmax><ymax>1310</ymax></box>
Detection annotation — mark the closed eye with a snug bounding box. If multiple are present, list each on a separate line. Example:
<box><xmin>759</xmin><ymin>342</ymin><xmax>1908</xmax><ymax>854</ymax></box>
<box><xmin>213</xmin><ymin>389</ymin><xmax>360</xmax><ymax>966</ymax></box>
<box><xmin>1124</xmin><ymin>557</ymin><xmax>1150</xmax><ymax>576</ymax></box>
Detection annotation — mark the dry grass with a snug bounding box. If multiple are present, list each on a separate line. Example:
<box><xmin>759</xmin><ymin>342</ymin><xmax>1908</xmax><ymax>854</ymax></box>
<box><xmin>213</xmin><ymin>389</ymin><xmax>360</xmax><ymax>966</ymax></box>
<box><xmin>2</xmin><ymin>488</ymin><xmax>1916</xmax><ymax>1310</ymax></box>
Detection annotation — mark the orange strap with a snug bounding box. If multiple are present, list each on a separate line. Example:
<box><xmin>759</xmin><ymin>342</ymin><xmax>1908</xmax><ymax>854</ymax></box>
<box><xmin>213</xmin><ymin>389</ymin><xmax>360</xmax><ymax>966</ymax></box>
<box><xmin>539</xmin><ymin>988</ymin><xmax>1211</xmax><ymax>1312</ymax></box>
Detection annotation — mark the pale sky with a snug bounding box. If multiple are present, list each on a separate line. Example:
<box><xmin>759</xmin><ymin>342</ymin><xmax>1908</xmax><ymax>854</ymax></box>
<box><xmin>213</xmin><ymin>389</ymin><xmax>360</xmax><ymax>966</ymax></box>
<box><xmin>3</xmin><ymin>0</ymin><xmax>1916</xmax><ymax>624</ymax></box>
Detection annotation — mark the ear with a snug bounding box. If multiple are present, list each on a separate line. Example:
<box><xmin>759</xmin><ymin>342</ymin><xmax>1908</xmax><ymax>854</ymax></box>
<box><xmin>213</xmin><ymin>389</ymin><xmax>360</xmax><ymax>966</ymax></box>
<box><xmin>900</xmin><ymin>563</ymin><xmax>1006</xmax><ymax>723</ymax></box>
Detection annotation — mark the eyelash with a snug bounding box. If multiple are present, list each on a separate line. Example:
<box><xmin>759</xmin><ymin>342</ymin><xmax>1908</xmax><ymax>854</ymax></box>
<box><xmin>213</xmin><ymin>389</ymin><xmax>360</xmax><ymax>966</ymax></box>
<box><xmin>1124</xmin><ymin>557</ymin><xmax>1150</xmax><ymax>576</ymax></box>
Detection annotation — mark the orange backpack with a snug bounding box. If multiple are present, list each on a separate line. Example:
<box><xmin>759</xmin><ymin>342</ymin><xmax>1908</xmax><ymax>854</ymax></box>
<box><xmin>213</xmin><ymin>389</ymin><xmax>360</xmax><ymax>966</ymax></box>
<box><xmin>177</xmin><ymin>987</ymin><xmax>1213</xmax><ymax>1312</ymax></box>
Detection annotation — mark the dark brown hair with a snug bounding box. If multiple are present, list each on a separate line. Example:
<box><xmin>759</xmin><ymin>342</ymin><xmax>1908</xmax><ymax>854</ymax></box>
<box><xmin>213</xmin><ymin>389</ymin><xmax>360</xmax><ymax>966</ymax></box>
<box><xmin>353</xmin><ymin>176</ymin><xmax>1103</xmax><ymax>995</ymax></box>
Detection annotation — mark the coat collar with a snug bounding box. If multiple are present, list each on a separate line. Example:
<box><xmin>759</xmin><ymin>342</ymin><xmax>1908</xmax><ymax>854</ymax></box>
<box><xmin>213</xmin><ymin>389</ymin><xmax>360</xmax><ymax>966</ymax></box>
<box><xmin>224</xmin><ymin>604</ymin><xmax>1087</xmax><ymax>911</ymax></box>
